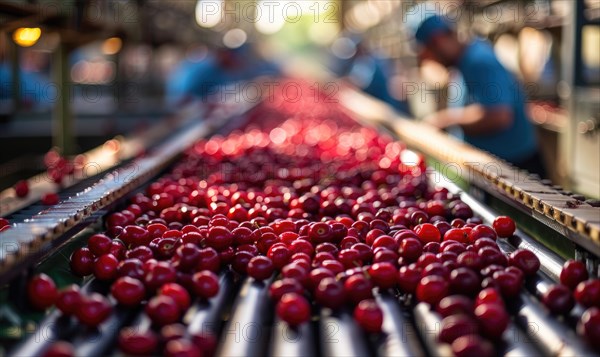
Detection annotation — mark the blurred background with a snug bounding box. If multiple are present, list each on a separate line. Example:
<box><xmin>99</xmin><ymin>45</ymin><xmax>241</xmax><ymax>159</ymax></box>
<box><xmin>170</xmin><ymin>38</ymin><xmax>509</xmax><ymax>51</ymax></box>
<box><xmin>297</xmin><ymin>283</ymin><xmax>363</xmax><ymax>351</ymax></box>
<box><xmin>0</xmin><ymin>0</ymin><xmax>599</xmax><ymax>197</ymax></box>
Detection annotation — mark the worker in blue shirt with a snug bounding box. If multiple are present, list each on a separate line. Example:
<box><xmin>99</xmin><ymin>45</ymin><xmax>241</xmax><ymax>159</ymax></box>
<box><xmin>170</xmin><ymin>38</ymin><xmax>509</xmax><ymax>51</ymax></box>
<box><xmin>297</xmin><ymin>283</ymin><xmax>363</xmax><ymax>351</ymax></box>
<box><xmin>167</xmin><ymin>43</ymin><xmax>279</xmax><ymax>106</ymax></box>
<box><xmin>413</xmin><ymin>14</ymin><xmax>546</xmax><ymax>177</ymax></box>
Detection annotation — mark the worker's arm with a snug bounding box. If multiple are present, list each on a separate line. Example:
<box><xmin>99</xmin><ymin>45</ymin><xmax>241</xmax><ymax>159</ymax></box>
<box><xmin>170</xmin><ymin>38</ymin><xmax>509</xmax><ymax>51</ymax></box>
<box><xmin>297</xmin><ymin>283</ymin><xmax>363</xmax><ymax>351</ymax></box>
<box><xmin>423</xmin><ymin>104</ymin><xmax>513</xmax><ymax>136</ymax></box>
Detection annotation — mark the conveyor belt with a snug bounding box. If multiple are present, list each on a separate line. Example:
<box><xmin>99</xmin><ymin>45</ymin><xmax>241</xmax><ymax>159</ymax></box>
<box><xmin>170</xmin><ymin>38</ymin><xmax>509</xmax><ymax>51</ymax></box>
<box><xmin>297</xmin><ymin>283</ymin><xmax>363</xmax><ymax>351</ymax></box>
<box><xmin>3</xmin><ymin>81</ymin><xmax>600</xmax><ymax>357</ymax></box>
<box><xmin>339</xmin><ymin>87</ymin><xmax>600</xmax><ymax>256</ymax></box>
<box><xmin>0</xmin><ymin>99</ymin><xmax>255</xmax><ymax>285</ymax></box>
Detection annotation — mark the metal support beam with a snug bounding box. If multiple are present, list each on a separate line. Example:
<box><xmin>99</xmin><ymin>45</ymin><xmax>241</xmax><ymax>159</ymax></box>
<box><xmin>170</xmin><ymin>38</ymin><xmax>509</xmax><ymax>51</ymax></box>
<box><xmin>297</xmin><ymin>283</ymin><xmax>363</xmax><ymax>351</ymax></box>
<box><xmin>52</xmin><ymin>43</ymin><xmax>75</xmax><ymax>155</ymax></box>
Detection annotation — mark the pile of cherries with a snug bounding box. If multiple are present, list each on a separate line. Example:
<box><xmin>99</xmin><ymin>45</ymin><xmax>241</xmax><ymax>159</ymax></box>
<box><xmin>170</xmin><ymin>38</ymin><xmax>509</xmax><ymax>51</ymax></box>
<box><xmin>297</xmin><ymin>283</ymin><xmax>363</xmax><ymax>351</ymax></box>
<box><xmin>24</xmin><ymin>94</ymin><xmax>599</xmax><ymax>356</ymax></box>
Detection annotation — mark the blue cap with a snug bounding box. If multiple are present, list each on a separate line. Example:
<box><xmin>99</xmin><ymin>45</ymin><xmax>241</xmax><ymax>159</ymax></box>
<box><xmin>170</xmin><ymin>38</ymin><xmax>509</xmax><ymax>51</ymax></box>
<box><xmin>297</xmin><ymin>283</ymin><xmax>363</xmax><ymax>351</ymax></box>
<box><xmin>414</xmin><ymin>14</ymin><xmax>454</xmax><ymax>44</ymax></box>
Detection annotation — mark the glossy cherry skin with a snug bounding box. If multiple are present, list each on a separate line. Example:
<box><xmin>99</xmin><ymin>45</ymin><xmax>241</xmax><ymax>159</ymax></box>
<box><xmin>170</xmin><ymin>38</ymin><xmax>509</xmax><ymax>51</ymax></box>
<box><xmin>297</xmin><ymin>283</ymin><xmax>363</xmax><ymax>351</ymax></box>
<box><xmin>164</xmin><ymin>339</ymin><xmax>202</xmax><ymax>357</ymax></box>
<box><xmin>416</xmin><ymin>275</ymin><xmax>449</xmax><ymax>306</ymax></box>
<box><xmin>542</xmin><ymin>284</ymin><xmax>575</xmax><ymax>315</ymax></box>
<box><xmin>560</xmin><ymin>260</ymin><xmax>589</xmax><ymax>290</ymax></box>
<box><xmin>247</xmin><ymin>256</ymin><xmax>275</xmax><ymax>281</ymax></box>
<box><xmin>269</xmin><ymin>278</ymin><xmax>304</xmax><ymax>301</ymax></box>
<box><xmin>474</xmin><ymin>303</ymin><xmax>509</xmax><ymax>340</ymax></box>
<box><xmin>93</xmin><ymin>253</ymin><xmax>120</xmax><ymax>281</ymax></box>
<box><xmin>28</xmin><ymin>273</ymin><xmax>58</xmax><ymax>310</ymax></box>
<box><xmin>111</xmin><ymin>277</ymin><xmax>146</xmax><ymax>306</ymax></box>
<box><xmin>277</xmin><ymin>293</ymin><xmax>311</xmax><ymax>327</ymax></box>
<box><xmin>144</xmin><ymin>261</ymin><xmax>177</xmax><ymax>291</ymax></box>
<box><xmin>449</xmin><ymin>268</ymin><xmax>481</xmax><ymax>297</ymax></box>
<box><xmin>70</xmin><ymin>247</ymin><xmax>95</xmax><ymax>276</ymax></box>
<box><xmin>509</xmin><ymin>249</ymin><xmax>540</xmax><ymax>276</ymax></box>
<box><xmin>574</xmin><ymin>279</ymin><xmax>600</xmax><ymax>308</ymax></box>
<box><xmin>88</xmin><ymin>234</ymin><xmax>112</xmax><ymax>256</ymax></box>
<box><xmin>55</xmin><ymin>285</ymin><xmax>82</xmax><ymax>316</ymax></box>
<box><xmin>192</xmin><ymin>271</ymin><xmax>220</xmax><ymax>299</ymax></box>
<box><xmin>493</xmin><ymin>216</ymin><xmax>516</xmax><ymax>238</ymax></box>
<box><xmin>437</xmin><ymin>295</ymin><xmax>474</xmax><ymax>318</ymax></box>
<box><xmin>343</xmin><ymin>274</ymin><xmax>374</xmax><ymax>304</ymax></box>
<box><xmin>439</xmin><ymin>314</ymin><xmax>479</xmax><ymax>344</ymax></box>
<box><xmin>354</xmin><ymin>299</ymin><xmax>383</xmax><ymax>333</ymax></box>
<box><xmin>118</xmin><ymin>327</ymin><xmax>159</xmax><ymax>356</ymax></box>
<box><xmin>76</xmin><ymin>293</ymin><xmax>112</xmax><ymax>327</ymax></box>
<box><xmin>414</xmin><ymin>223</ymin><xmax>441</xmax><ymax>244</ymax></box>
<box><xmin>315</xmin><ymin>277</ymin><xmax>345</xmax><ymax>309</ymax></box>
<box><xmin>451</xmin><ymin>334</ymin><xmax>495</xmax><ymax>357</ymax></box>
<box><xmin>398</xmin><ymin>265</ymin><xmax>422</xmax><ymax>294</ymax></box>
<box><xmin>145</xmin><ymin>295</ymin><xmax>180</xmax><ymax>327</ymax></box>
<box><xmin>159</xmin><ymin>283</ymin><xmax>191</xmax><ymax>312</ymax></box>
<box><xmin>577</xmin><ymin>307</ymin><xmax>600</xmax><ymax>350</ymax></box>
<box><xmin>368</xmin><ymin>262</ymin><xmax>398</xmax><ymax>289</ymax></box>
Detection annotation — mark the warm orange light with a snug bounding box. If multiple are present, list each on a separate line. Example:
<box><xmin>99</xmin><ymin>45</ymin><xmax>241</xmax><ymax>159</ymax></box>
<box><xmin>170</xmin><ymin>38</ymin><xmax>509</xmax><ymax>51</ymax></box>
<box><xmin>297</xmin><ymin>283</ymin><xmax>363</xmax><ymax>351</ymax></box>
<box><xmin>13</xmin><ymin>27</ymin><xmax>41</xmax><ymax>47</ymax></box>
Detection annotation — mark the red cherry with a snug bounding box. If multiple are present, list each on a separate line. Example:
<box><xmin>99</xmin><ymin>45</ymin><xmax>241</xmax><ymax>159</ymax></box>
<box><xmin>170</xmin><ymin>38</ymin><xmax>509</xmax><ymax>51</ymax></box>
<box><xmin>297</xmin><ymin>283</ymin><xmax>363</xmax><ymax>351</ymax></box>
<box><xmin>368</xmin><ymin>262</ymin><xmax>398</xmax><ymax>289</ymax></box>
<box><xmin>205</xmin><ymin>226</ymin><xmax>233</xmax><ymax>251</ymax></box>
<box><xmin>414</xmin><ymin>223</ymin><xmax>441</xmax><ymax>244</ymax></box>
<box><xmin>577</xmin><ymin>307</ymin><xmax>600</xmax><ymax>350</ymax></box>
<box><xmin>118</xmin><ymin>327</ymin><xmax>158</xmax><ymax>356</ymax></box>
<box><xmin>315</xmin><ymin>277</ymin><xmax>345</xmax><ymax>309</ymax></box>
<box><xmin>165</xmin><ymin>339</ymin><xmax>202</xmax><ymax>357</ymax></box>
<box><xmin>439</xmin><ymin>314</ymin><xmax>479</xmax><ymax>344</ymax></box>
<box><xmin>42</xmin><ymin>341</ymin><xmax>74</xmax><ymax>357</ymax></box>
<box><xmin>574</xmin><ymin>279</ymin><xmax>600</xmax><ymax>308</ymax></box>
<box><xmin>145</xmin><ymin>295</ymin><xmax>181</xmax><ymax>326</ymax></box>
<box><xmin>443</xmin><ymin>228</ymin><xmax>469</xmax><ymax>244</ymax></box>
<box><xmin>492</xmin><ymin>216</ymin><xmax>516</xmax><ymax>238</ymax></box>
<box><xmin>192</xmin><ymin>271</ymin><xmax>220</xmax><ymax>299</ymax></box>
<box><xmin>343</xmin><ymin>274</ymin><xmax>374</xmax><ymax>304</ymax></box>
<box><xmin>468</xmin><ymin>225</ymin><xmax>497</xmax><ymax>243</ymax></box>
<box><xmin>451</xmin><ymin>335</ymin><xmax>494</xmax><ymax>357</ymax></box>
<box><xmin>55</xmin><ymin>285</ymin><xmax>82</xmax><ymax>316</ymax></box>
<box><xmin>160</xmin><ymin>323</ymin><xmax>187</xmax><ymax>344</ymax></box>
<box><xmin>93</xmin><ymin>253</ymin><xmax>120</xmax><ymax>280</ymax></box>
<box><xmin>144</xmin><ymin>261</ymin><xmax>177</xmax><ymax>291</ymax></box>
<box><xmin>111</xmin><ymin>277</ymin><xmax>146</xmax><ymax>306</ymax></box>
<box><xmin>542</xmin><ymin>284</ymin><xmax>574</xmax><ymax>315</ymax></box>
<box><xmin>560</xmin><ymin>259</ymin><xmax>589</xmax><ymax>290</ymax></box>
<box><xmin>120</xmin><ymin>225</ymin><xmax>151</xmax><ymax>247</ymax></box>
<box><xmin>353</xmin><ymin>299</ymin><xmax>383</xmax><ymax>333</ymax></box>
<box><xmin>269</xmin><ymin>278</ymin><xmax>304</xmax><ymax>301</ymax></box>
<box><xmin>508</xmin><ymin>249</ymin><xmax>540</xmax><ymax>276</ymax></box>
<box><xmin>70</xmin><ymin>247</ymin><xmax>95</xmax><ymax>276</ymax></box>
<box><xmin>475</xmin><ymin>288</ymin><xmax>503</xmax><ymax>307</ymax></box>
<box><xmin>117</xmin><ymin>258</ymin><xmax>145</xmax><ymax>280</ymax></box>
<box><xmin>0</xmin><ymin>218</ymin><xmax>9</xmax><ymax>229</ymax></box>
<box><xmin>276</xmin><ymin>293</ymin><xmax>311</xmax><ymax>327</ymax></box>
<box><xmin>416</xmin><ymin>275</ymin><xmax>449</xmax><ymax>305</ymax></box>
<box><xmin>492</xmin><ymin>270</ymin><xmax>523</xmax><ymax>298</ymax></box>
<box><xmin>474</xmin><ymin>303</ymin><xmax>509</xmax><ymax>340</ymax></box>
<box><xmin>399</xmin><ymin>237</ymin><xmax>423</xmax><ymax>262</ymax></box>
<box><xmin>88</xmin><ymin>234</ymin><xmax>112</xmax><ymax>256</ymax></box>
<box><xmin>28</xmin><ymin>273</ymin><xmax>58</xmax><ymax>310</ymax></box>
<box><xmin>76</xmin><ymin>293</ymin><xmax>112</xmax><ymax>327</ymax></box>
<box><xmin>247</xmin><ymin>256</ymin><xmax>275</xmax><ymax>281</ymax></box>
<box><xmin>196</xmin><ymin>247</ymin><xmax>221</xmax><ymax>272</ymax></box>
<box><xmin>437</xmin><ymin>295</ymin><xmax>474</xmax><ymax>317</ymax></box>
<box><xmin>14</xmin><ymin>180</ymin><xmax>29</xmax><ymax>198</ymax></box>
<box><xmin>398</xmin><ymin>265</ymin><xmax>422</xmax><ymax>294</ymax></box>
<box><xmin>159</xmin><ymin>283</ymin><xmax>191</xmax><ymax>311</ymax></box>
<box><xmin>449</xmin><ymin>268</ymin><xmax>480</xmax><ymax>297</ymax></box>
<box><xmin>41</xmin><ymin>193</ymin><xmax>59</xmax><ymax>205</ymax></box>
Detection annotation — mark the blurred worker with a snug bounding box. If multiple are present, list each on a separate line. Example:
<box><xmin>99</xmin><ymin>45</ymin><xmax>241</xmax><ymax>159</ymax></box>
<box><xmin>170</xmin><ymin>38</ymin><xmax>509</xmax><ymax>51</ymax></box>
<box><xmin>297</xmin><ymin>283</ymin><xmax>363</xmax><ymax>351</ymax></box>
<box><xmin>166</xmin><ymin>39</ymin><xmax>279</xmax><ymax>106</ymax></box>
<box><xmin>411</xmin><ymin>12</ymin><xmax>546</xmax><ymax>178</ymax></box>
<box><xmin>330</xmin><ymin>36</ymin><xmax>411</xmax><ymax>116</ymax></box>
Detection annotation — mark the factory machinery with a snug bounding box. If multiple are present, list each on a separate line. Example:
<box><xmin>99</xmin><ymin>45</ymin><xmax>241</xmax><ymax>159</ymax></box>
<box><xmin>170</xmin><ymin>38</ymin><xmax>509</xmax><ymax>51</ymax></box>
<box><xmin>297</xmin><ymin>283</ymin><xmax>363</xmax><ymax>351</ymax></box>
<box><xmin>0</xmin><ymin>78</ymin><xmax>599</xmax><ymax>357</ymax></box>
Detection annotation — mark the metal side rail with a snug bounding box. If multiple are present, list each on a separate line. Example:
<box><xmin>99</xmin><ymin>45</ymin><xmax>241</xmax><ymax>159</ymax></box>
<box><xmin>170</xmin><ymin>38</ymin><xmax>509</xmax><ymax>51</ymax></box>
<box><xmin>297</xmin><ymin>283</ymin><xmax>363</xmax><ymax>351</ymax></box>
<box><xmin>0</xmin><ymin>99</ymin><xmax>256</xmax><ymax>285</ymax></box>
